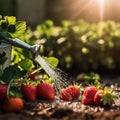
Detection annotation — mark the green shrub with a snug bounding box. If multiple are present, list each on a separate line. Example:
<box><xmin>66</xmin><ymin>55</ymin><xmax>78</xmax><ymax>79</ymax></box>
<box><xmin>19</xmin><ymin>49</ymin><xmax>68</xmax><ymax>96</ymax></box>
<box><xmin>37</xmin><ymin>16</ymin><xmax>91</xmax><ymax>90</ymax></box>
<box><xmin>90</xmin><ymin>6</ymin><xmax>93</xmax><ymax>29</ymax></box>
<box><xmin>9</xmin><ymin>19</ymin><xmax>120</xmax><ymax>74</ymax></box>
<box><xmin>3</xmin><ymin>19</ymin><xmax>120</xmax><ymax>73</ymax></box>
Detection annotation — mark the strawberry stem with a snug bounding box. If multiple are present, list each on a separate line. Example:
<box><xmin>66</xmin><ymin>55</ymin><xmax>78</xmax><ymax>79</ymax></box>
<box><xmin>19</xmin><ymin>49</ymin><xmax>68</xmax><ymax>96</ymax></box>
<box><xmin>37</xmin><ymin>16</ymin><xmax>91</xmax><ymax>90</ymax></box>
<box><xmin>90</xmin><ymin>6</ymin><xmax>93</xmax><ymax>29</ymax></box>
<box><xmin>7</xmin><ymin>78</ymin><xmax>14</xmax><ymax>98</ymax></box>
<box><xmin>30</xmin><ymin>67</ymin><xmax>42</xmax><ymax>75</ymax></box>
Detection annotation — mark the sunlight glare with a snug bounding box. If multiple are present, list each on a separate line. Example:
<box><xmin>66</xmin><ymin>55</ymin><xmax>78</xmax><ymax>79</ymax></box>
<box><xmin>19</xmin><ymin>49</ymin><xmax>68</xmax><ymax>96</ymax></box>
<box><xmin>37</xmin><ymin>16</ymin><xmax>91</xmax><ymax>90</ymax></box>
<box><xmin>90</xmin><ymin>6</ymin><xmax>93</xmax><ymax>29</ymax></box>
<box><xmin>97</xmin><ymin>0</ymin><xmax>105</xmax><ymax>5</ymax></box>
<box><xmin>97</xmin><ymin>0</ymin><xmax>105</xmax><ymax>21</ymax></box>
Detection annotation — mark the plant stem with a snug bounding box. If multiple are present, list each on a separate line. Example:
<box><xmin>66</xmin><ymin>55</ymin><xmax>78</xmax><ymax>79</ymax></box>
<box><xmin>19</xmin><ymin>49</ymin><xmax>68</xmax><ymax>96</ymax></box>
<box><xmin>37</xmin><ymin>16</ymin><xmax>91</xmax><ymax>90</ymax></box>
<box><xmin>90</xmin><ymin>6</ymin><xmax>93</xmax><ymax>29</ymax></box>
<box><xmin>7</xmin><ymin>78</ymin><xmax>14</xmax><ymax>98</ymax></box>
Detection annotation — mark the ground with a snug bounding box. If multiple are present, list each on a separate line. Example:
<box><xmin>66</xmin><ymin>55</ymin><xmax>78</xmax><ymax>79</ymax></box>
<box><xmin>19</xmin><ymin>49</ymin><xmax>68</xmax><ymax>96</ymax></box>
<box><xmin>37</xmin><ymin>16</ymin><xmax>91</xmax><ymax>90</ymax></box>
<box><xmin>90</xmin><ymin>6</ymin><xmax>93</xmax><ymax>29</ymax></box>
<box><xmin>0</xmin><ymin>77</ymin><xmax>120</xmax><ymax>120</ymax></box>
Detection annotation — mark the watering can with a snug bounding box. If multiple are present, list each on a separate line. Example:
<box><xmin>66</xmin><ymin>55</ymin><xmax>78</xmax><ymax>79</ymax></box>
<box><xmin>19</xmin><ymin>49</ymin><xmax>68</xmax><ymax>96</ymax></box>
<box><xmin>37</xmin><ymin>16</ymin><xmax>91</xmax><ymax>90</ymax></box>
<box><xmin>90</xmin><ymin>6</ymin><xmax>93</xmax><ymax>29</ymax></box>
<box><xmin>0</xmin><ymin>40</ymin><xmax>12</xmax><ymax>72</ymax></box>
<box><xmin>0</xmin><ymin>38</ymin><xmax>40</xmax><ymax>71</ymax></box>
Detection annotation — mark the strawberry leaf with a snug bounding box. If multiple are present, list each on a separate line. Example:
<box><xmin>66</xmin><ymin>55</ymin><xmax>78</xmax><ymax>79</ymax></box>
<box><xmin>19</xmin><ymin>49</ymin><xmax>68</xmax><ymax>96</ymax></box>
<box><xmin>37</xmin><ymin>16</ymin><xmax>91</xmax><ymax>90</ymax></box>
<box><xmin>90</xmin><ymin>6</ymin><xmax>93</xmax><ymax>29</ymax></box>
<box><xmin>5</xmin><ymin>16</ymin><xmax>16</xmax><ymax>25</ymax></box>
<box><xmin>43</xmin><ymin>57</ymin><xmax>59</xmax><ymax>68</ymax></box>
<box><xmin>9</xmin><ymin>21</ymin><xmax>26</xmax><ymax>38</ymax></box>
<box><xmin>0</xmin><ymin>15</ymin><xmax>26</xmax><ymax>39</ymax></box>
<box><xmin>1</xmin><ymin>66</ymin><xmax>27</xmax><ymax>84</ymax></box>
<box><xmin>18</xmin><ymin>59</ymin><xmax>34</xmax><ymax>71</ymax></box>
<box><xmin>9</xmin><ymin>86</ymin><xmax>23</xmax><ymax>98</ymax></box>
<box><xmin>0</xmin><ymin>28</ymin><xmax>11</xmax><ymax>38</ymax></box>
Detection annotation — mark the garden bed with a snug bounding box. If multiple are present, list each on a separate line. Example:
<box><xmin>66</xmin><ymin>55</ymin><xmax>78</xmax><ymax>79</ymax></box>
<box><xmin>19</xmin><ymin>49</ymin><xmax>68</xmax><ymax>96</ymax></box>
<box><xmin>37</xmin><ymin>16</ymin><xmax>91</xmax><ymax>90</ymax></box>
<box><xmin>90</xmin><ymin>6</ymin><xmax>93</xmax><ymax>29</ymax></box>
<box><xmin>0</xmin><ymin>80</ymin><xmax>119</xmax><ymax>120</ymax></box>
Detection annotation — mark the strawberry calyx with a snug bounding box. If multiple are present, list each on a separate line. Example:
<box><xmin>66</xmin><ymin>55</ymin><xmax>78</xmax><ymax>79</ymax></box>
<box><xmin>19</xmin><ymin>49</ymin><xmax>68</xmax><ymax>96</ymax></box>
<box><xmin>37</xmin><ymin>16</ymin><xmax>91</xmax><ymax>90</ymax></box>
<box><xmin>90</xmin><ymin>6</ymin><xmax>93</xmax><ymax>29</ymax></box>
<box><xmin>73</xmin><ymin>82</ymin><xmax>83</xmax><ymax>92</ymax></box>
<box><xmin>101</xmin><ymin>87</ymin><xmax>116</xmax><ymax>106</ymax></box>
<box><xmin>21</xmin><ymin>79</ymin><xmax>39</xmax><ymax>86</ymax></box>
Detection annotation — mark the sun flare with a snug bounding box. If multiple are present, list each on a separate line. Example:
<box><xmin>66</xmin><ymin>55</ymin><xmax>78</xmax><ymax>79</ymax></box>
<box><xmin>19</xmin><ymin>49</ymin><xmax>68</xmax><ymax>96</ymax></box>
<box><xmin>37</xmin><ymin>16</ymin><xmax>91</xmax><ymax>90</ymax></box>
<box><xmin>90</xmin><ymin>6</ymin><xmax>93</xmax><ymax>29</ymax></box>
<box><xmin>97</xmin><ymin>0</ymin><xmax>105</xmax><ymax>5</ymax></box>
<box><xmin>97</xmin><ymin>0</ymin><xmax>105</xmax><ymax>21</ymax></box>
<box><xmin>68</xmin><ymin>0</ymin><xmax>107</xmax><ymax>21</ymax></box>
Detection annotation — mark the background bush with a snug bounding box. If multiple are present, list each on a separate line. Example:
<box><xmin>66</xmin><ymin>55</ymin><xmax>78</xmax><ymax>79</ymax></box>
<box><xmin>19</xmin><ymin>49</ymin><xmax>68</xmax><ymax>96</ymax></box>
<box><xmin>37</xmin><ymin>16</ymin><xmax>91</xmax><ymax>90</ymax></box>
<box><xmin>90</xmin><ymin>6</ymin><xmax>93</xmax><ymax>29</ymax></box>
<box><xmin>12</xmin><ymin>19</ymin><xmax>120</xmax><ymax>75</ymax></box>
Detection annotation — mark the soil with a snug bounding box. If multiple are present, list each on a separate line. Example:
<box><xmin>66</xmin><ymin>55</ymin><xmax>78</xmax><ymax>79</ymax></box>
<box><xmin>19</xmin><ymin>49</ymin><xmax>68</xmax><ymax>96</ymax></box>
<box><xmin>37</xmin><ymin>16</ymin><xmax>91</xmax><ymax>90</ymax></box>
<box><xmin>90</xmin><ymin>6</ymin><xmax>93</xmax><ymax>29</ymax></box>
<box><xmin>0</xmin><ymin>78</ymin><xmax>120</xmax><ymax>120</ymax></box>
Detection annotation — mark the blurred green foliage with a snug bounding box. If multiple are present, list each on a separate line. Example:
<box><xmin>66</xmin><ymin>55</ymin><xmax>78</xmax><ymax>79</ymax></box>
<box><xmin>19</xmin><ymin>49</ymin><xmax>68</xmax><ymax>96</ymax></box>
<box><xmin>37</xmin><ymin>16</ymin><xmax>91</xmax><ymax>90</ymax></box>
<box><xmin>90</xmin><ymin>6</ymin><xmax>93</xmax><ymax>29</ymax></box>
<box><xmin>11</xmin><ymin>19</ymin><xmax>120</xmax><ymax>74</ymax></box>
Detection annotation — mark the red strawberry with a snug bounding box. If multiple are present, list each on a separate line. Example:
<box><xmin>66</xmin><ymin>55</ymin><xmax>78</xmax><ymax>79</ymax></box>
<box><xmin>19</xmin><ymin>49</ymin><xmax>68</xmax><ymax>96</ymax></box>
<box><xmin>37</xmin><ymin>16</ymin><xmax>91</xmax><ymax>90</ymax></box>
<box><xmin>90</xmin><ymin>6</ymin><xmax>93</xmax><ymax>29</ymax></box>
<box><xmin>94</xmin><ymin>90</ymin><xmax>104</xmax><ymax>106</ymax></box>
<box><xmin>94</xmin><ymin>88</ymin><xmax>116</xmax><ymax>107</ymax></box>
<box><xmin>59</xmin><ymin>88</ymin><xmax>73</xmax><ymax>101</ymax></box>
<box><xmin>3</xmin><ymin>97</ymin><xmax>24</xmax><ymax>112</ymax></box>
<box><xmin>59</xmin><ymin>85</ymin><xmax>80</xmax><ymax>101</ymax></box>
<box><xmin>21</xmin><ymin>84</ymin><xmax>36</xmax><ymax>101</ymax></box>
<box><xmin>37</xmin><ymin>82</ymin><xmax>55</xmax><ymax>100</ymax></box>
<box><xmin>82</xmin><ymin>86</ymin><xmax>98</xmax><ymax>105</ymax></box>
<box><xmin>82</xmin><ymin>96</ymin><xmax>92</xmax><ymax>105</ymax></box>
<box><xmin>0</xmin><ymin>84</ymin><xmax>7</xmax><ymax>102</ymax></box>
<box><xmin>67</xmin><ymin>85</ymin><xmax>80</xmax><ymax>98</ymax></box>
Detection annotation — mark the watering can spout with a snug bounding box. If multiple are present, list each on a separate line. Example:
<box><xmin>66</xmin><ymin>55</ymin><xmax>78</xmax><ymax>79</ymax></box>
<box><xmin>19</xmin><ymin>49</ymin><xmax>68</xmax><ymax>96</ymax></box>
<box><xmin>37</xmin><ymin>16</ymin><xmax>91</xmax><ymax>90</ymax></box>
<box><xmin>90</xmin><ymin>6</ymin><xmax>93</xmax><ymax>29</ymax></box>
<box><xmin>5</xmin><ymin>38</ymin><xmax>40</xmax><ymax>58</ymax></box>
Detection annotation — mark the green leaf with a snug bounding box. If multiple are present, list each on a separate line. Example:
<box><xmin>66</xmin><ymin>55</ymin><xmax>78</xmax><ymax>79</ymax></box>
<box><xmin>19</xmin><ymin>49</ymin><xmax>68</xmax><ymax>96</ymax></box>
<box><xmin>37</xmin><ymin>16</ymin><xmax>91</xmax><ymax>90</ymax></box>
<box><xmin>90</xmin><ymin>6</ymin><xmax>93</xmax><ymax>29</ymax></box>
<box><xmin>43</xmin><ymin>57</ymin><xmax>59</xmax><ymax>68</ymax></box>
<box><xmin>0</xmin><ymin>28</ymin><xmax>11</xmax><ymax>38</ymax></box>
<box><xmin>18</xmin><ymin>59</ymin><xmax>33</xmax><ymax>71</ymax></box>
<box><xmin>0</xmin><ymin>20</ymin><xmax>8</xmax><ymax>29</ymax></box>
<box><xmin>5</xmin><ymin>16</ymin><xmax>16</xmax><ymax>25</ymax></box>
<box><xmin>9</xmin><ymin>86</ymin><xmax>23</xmax><ymax>98</ymax></box>
<box><xmin>7</xmin><ymin>25</ymin><xmax>16</xmax><ymax>33</ymax></box>
<box><xmin>9</xmin><ymin>21</ymin><xmax>26</xmax><ymax>38</ymax></box>
<box><xmin>1</xmin><ymin>66</ymin><xmax>27</xmax><ymax>84</ymax></box>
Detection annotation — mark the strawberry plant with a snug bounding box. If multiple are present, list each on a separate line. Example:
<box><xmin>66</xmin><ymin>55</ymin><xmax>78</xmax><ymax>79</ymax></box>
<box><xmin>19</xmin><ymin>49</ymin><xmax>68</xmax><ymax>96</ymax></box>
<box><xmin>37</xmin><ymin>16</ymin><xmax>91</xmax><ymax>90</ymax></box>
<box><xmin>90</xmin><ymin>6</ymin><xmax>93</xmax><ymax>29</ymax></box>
<box><xmin>77</xmin><ymin>72</ymin><xmax>101</xmax><ymax>87</ymax></box>
<box><xmin>20</xmin><ymin>19</ymin><xmax>120</xmax><ymax>74</ymax></box>
<box><xmin>0</xmin><ymin>15</ymin><xmax>26</xmax><ymax>39</ymax></box>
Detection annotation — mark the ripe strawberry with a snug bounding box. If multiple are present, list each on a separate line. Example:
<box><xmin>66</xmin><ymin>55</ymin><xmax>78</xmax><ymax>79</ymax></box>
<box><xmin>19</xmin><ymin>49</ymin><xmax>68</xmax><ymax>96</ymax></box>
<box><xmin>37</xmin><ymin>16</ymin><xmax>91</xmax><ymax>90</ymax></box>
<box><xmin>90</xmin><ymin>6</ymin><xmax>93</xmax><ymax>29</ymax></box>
<box><xmin>59</xmin><ymin>88</ymin><xmax>73</xmax><ymax>101</ymax></box>
<box><xmin>21</xmin><ymin>84</ymin><xmax>36</xmax><ymax>101</ymax></box>
<box><xmin>59</xmin><ymin>85</ymin><xmax>80</xmax><ymax>101</ymax></box>
<box><xmin>82</xmin><ymin>86</ymin><xmax>98</xmax><ymax>105</ymax></box>
<box><xmin>0</xmin><ymin>84</ymin><xmax>7</xmax><ymax>102</ymax></box>
<box><xmin>94</xmin><ymin>88</ymin><xmax>116</xmax><ymax>107</ymax></box>
<box><xmin>68</xmin><ymin>86</ymin><xmax>80</xmax><ymax>98</ymax></box>
<box><xmin>37</xmin><ymin>82</ymin><xmax>55</xmax><ymax>100</ymax></box>
<box><xmin>3</xmin><ymin>97</ymin><xmax>24</xmax><ymax>112</ymax></box>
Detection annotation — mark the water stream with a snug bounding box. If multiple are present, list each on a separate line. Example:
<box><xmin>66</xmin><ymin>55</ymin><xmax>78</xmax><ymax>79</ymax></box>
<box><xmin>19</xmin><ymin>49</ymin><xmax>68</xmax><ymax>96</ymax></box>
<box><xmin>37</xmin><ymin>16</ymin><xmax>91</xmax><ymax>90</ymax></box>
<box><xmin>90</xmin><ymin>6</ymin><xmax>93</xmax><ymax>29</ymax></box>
<box><xmin>35</xmin><ymin>55</ymin><xmax>72</xmax><ymax>93</ymax></box>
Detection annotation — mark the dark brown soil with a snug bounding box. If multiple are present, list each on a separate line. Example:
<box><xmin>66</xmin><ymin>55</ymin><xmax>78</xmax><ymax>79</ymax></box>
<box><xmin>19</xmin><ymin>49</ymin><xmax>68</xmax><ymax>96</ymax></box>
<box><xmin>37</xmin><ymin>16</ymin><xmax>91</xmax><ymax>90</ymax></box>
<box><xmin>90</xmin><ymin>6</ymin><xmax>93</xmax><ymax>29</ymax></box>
<box><xmin>0</xmin><ymin>79</ymin><xmax>120</xmax><ymax>120</ymax></box>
